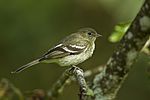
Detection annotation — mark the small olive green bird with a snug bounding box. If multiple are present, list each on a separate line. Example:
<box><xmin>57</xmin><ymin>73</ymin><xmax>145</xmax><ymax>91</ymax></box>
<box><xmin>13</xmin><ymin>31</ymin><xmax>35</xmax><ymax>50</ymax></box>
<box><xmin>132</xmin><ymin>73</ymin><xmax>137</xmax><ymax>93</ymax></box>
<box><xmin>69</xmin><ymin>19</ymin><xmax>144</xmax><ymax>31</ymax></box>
<box><xmin>11</xmin><ymin>28</ymin><xmax>101</xmax><ymax>73</ymax></box>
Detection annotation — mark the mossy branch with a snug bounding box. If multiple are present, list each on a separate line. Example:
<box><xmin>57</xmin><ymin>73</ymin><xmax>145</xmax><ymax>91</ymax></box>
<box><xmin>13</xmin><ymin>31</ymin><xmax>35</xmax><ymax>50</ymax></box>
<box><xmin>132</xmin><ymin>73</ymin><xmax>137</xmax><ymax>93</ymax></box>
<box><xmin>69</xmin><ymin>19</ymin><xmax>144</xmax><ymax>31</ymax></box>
<box><xmin>92</xmin><ymin>0</ymin><xmax>150</xmax><ymax>100</ymax></box>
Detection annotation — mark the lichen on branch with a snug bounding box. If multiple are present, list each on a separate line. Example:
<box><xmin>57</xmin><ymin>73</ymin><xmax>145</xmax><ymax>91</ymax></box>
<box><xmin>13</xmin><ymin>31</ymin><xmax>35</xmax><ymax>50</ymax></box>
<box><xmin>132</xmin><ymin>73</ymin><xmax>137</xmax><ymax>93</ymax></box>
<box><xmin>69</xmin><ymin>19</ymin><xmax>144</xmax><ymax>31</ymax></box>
<box><xmin>92</xmin><ymin>0</ymin><xmax>150</xmax><ymax>100</ymax></box>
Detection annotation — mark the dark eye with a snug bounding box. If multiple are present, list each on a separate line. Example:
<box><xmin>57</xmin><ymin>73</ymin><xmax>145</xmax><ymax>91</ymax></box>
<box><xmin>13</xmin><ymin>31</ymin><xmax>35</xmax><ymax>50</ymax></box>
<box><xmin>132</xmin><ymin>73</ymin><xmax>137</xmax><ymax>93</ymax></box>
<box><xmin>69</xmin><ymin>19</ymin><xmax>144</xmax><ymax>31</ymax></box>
<box><xmin>88</xmin><ymin>32</ymin><xmax>92</xmax><ymax>36</ymax></box>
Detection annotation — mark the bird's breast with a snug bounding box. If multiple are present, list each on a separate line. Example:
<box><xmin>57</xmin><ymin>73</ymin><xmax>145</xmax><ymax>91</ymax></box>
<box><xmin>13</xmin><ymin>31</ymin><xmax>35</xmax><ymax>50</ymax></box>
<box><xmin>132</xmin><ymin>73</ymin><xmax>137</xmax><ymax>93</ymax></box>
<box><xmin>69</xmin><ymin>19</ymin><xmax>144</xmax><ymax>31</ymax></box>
<box><xmin>57</xmin><ymin>43</ymin><xmax>95</xmax><ymax>66</ymax></box>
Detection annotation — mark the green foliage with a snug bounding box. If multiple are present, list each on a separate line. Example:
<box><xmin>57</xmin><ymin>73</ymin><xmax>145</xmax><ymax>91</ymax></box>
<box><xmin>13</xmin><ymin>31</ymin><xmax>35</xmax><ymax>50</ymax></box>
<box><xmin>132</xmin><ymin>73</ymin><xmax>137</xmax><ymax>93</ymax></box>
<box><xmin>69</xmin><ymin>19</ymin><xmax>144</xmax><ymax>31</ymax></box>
<box><xmin>109</xmin><ymin>22</ymin><xmax>131</xmax><ymax>43</ymax></box>
<box><xmin>86</xmin><ymin>88</ymin><xmax>94</xmax><ymax>97</ymax></box>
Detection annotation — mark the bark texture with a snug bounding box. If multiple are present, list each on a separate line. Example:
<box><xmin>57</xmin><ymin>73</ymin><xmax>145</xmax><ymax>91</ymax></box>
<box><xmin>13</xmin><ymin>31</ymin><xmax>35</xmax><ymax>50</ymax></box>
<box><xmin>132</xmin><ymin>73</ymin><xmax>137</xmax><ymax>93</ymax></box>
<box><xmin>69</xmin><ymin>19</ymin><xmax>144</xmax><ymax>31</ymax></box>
<box><xmin>92</xmin><ymin>0</ymin><xmax>150</xmax><ymax>100</ymax></box>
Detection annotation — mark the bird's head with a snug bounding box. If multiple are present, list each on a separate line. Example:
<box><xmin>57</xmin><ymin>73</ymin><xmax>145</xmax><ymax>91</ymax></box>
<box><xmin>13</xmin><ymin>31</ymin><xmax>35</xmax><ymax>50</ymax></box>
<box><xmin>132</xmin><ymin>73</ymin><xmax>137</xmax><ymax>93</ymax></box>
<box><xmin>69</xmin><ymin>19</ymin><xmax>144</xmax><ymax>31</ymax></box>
<box><xmin>77</xmin><ymin>28</ymin><xmax>102</xmax><ymax>42</ymax></box>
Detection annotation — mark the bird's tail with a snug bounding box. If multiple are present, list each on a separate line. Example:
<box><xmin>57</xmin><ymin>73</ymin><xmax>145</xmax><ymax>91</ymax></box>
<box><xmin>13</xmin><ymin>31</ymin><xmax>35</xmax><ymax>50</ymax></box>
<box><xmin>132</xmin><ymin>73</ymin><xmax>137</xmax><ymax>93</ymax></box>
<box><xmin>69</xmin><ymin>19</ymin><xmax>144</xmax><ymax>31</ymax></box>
<box><xmin>11</xmin><ymin>59</ymin><xmax>41</xmax><ymax>73</ymax></box>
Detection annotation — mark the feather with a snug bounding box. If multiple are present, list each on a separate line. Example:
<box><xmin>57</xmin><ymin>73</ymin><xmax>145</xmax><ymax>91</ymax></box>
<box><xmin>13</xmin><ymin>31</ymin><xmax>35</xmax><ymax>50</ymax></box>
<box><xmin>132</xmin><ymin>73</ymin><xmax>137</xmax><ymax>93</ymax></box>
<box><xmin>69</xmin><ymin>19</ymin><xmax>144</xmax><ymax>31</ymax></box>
<box><xmin>11</xmin><ymin>59</ymin><xmax>40</xmax><ymax>73</ymax></box>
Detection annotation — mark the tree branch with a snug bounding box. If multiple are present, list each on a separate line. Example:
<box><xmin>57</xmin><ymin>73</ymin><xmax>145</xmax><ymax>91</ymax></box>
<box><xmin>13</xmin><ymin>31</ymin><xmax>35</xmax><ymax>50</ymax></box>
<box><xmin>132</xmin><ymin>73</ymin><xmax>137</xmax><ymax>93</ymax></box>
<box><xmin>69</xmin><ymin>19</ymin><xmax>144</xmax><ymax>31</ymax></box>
<box><xmin>0</xmin><ymin>79</ymin><xmax>24</xmax><ymax>100</ymax></box>
<box><xmin>48</xmin><ymin>66</ymin><xmax>95</xmax><ymax>100</ymax></box>
<box><xmin>73</xmin><ymin>66</ymin><xmax>88</xmax><ymax>100</ymax></box>
<box><xmin>92</xmin><ymin>0</ymin><xmax>150</xmax><ymax>100</ymax></box>
<box><xmin>48</xmin><ymin>67</ymin><xmax>72</xmax><ymax>99</ymax></box>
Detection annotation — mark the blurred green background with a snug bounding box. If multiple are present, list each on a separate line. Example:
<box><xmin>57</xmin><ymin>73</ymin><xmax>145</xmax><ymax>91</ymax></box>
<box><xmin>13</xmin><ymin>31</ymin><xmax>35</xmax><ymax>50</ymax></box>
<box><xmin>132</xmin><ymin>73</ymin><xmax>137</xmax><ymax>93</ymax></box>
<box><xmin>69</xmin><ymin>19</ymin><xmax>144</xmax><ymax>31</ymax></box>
<box><xmin>0</xmin><ymin>0</ymin><xmax>150</xmax><ymax>100</ymax></box>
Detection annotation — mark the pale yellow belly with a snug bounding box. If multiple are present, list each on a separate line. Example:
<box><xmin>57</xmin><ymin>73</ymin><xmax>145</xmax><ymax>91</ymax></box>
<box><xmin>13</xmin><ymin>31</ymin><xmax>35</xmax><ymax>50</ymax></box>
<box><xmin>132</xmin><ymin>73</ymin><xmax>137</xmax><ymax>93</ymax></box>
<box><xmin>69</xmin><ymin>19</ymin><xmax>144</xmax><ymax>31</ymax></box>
<box><xmin>57</xmin><ymin>44</ymin><xmax>95</xmax><ymax>66</ymax></box>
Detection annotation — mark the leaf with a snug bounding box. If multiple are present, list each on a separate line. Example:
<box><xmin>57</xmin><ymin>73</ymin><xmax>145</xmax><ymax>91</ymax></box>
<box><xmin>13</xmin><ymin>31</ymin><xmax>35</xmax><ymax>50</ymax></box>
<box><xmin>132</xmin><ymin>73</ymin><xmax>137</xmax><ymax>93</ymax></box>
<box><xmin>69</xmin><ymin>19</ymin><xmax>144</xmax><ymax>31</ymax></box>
<box><xmin>86</xmin><ymin>88</ymin><xmax>94</xmax><ymax>97</ymax></box>
<box><xmin>109</xmin><ymin>22</ymin><xmax>131</xmax><ymax>43</ymax></box>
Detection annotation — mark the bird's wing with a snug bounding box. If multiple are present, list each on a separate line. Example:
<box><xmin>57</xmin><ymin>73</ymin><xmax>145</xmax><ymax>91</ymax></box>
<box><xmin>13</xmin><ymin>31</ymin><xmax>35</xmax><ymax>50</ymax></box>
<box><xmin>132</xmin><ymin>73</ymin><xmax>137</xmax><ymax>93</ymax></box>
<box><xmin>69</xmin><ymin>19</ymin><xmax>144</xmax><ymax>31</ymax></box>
<box><xmin>42</xmin><ymin>44</ymin><xmax>70</xmax><ymax>59</ymax></box>
<box><xmin>40</xmin><ymin>40</ymin><xmax>89</xmax><ymax>60</ymax></box>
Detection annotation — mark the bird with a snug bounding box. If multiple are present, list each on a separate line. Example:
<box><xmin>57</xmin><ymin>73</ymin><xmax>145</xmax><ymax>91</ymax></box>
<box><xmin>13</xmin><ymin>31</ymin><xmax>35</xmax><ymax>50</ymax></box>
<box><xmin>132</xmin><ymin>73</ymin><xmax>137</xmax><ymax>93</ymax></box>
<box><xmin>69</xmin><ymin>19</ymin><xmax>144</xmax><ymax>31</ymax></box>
<box><xmin>11</xmin><ymin>28</ymin><xmax>101</xmax><ymax>73</ymax></box>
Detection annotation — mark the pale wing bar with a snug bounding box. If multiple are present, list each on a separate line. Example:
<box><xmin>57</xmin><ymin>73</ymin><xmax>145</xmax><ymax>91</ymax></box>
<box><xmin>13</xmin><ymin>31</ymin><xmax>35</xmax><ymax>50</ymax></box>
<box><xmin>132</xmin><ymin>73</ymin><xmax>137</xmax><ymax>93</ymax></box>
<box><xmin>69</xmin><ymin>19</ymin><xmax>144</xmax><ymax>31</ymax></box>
<box><xmin>40</xmin><ymin>44</ymin><xmax>87</xmax><ymax>60</ymax></box>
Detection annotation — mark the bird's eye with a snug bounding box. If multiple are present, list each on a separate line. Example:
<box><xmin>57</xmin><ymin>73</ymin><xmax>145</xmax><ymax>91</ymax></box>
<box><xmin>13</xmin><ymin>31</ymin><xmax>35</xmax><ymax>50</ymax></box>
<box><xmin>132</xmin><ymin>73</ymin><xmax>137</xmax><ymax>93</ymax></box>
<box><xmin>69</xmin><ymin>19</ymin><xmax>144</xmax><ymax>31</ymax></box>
<box><xmin>88</xmin><ymin>32</ymin><xmax>92</xmax><ymax>36</ymax></box>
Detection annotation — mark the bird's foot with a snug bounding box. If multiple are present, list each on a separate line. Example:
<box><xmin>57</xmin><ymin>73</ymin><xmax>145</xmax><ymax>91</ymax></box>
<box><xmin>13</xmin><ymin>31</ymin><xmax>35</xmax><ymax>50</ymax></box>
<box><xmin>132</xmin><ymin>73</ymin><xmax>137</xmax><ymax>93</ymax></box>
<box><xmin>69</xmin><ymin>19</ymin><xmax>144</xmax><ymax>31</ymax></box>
<box><xmin>69</xmin><ymin>65</ymin><xmax>83</xmax><ymax>74</ymax></box>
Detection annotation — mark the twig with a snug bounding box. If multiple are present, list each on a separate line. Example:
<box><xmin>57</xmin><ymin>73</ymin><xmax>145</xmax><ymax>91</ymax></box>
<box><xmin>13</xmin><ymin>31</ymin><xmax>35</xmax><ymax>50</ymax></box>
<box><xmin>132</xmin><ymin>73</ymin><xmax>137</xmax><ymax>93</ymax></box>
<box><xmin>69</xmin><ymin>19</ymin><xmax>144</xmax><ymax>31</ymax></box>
<box><xmin>48</xmin><ymin>67</ymin><xmax>72</xmax><ymax>99</ymax></box>
<box><xmin>48</xmin><ymin>66</ymin><xmax>100</xmax><ymax>100</ymax></box>
<box><xmin>141</xmin><ymin>37</ymin><xmax>150</xmax><ymax>55</ymax></box>
<box><xmin>0</xmin><ymin>78</ymin><xmax>24</xmax><ymax>100</ymax></box>
<box><xmin>84</xmin><ymin>65</ymin><xmax>105</xmax><ymax>78</ymax></box>
<box><xmin>47</xmin><ymin>65</ymin><xmax>104</xmax><ymax>99</ymax></box>
<box><xmin>71</xmin><ymin>66</ymin><xmax>88</xmax><ymax>100</ymax></box>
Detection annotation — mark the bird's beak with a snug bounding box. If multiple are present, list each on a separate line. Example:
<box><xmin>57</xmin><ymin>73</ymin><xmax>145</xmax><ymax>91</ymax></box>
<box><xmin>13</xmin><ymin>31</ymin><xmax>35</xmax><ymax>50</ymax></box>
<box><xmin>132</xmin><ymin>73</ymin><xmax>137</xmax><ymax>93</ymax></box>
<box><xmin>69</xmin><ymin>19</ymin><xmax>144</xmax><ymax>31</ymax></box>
<box><xmin>96</xmin><ymin>34</ymin><xmax>102</xmax><ymax>37</ymax></box>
